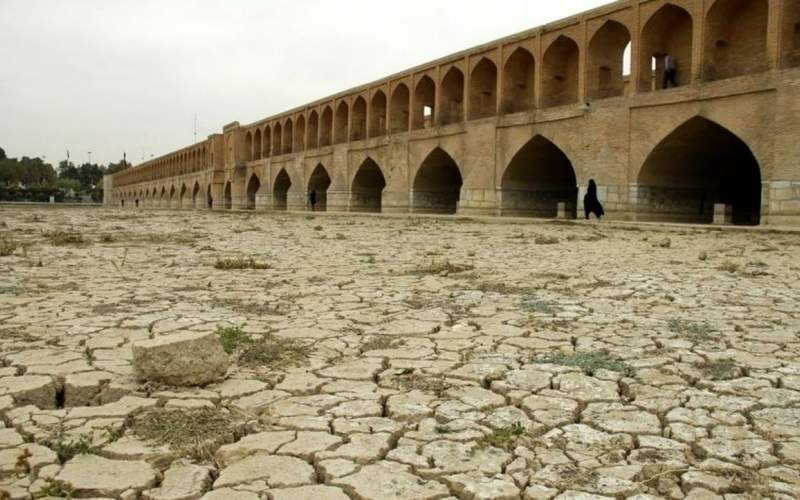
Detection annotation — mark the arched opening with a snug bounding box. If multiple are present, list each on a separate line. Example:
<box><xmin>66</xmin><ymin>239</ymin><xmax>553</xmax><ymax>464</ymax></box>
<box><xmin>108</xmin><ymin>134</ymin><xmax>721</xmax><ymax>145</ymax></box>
<box><xmin>500</xmin><ymin>136</ymin><xmax>578</xmax><ymax>218</ymax></box>
<box><xmin>263</xmin><ymin>126</ymin><xmax>271</xmax><ymax>157</ymax></box>
<box><xmin>587</xmin><ymin>21</ymin><xmax>631</xmax><ymax>100</ymax></box>
<box><xmin>273</xmin><ymin>169</ymin><xmax>291</xmax><ymax>211</ymax></box>
<box><xmin>283</xmin><ymin>119</ymin><xmax>293</xmax><ymax>155</ymax></box>
<box><xmin>413</xmin><ymin>76</ymin><xmax>436</xmax><ymax>130</ymax></box>
<box><xmin>169</xmin><ymin>186</ymin><xmax>176</xmax><ymax>208</ymax></box>
<box><xmin>335</xmin><ymin>102</ymin><xmax>349</xmax><ymax>144</ymax></box>
<box><xmin>192</xmin><ymin>182</ymin><xmax>200</xmax><ymax>208</ymax></box>
<box><xmin>703</xmin><ymin>0</ymin><xmax>768</xmax><ymax>81</ymax></box>
<box><xmin>469</xmin><ymin>58</ymin><xmax>497</xmax><ymax>120</ymax></box>
<box><xmin>369</xmin><ymin>91</ymin><xmax>387</xmax><ymax>138</ymax></box>
<box><xmin>320</xmin><ymin>107</ymin><xmax>333</xmax><ymax>147</ymax></box>
<box><xmin>639</xmin><ymin>4</ymin><xmax>693</xmax><ymax>92</ymax></box>
<box><xmin>390</xmin><ymin>84</ymin><xmax>410</xmax><ymax>133</ymax></box>
<box><xmin>251</xmin><ymin>131</ymin><xmax>260</xmax><ymax>161</ymax></box>
<box><xmin>160</xmin><ymin>187</ymin><xmax>166</xmax><ymax>207</ymax></box>
<box><xmin>781</xmin><ymin>1</ymin><xmax>800</xmax><ymax>68</ymax></box>
<box><xmin>412</xmin><ymin>148</ymin><xmax>463</xmax><ymax>214</ymax></box>
<box><xmin>135</xmin><ymin>199</ymin><xmax>139</xmax><ymax>208</ymax></box>
<box><xmin>246</xmin><ymin>174</ymin><xmax>260</xmax><ymax>210</ymax></box>
<box><xmin>637</xmin><ymin>117</ymin><xmax>761</xmax><ymax>225</ymax></box>
<box><xmin>307</xmin><ymin>111</ymin><xmax>319</xmax><ymax>149</ymax></box>
<box><xmin>351</xmin><ymin>158</ymin><xmax>386</xmax><ymax>213</ymax></box>
<box><xmin>307</xmin><ymin>164</ymin><xmax>332</xmax><ymax>211</ymax></box>
<box><xmin>273</xmin><ymin>123</ymin><xmax>282</xmax><ymax>157</ymax></box>
<box><xmin>295</xmin><ymin>115</ymin><xmax>306</xmax><ymax>152</ymax></box>
<box><xmin>502</xmin><ymin>47</ymin><xmax>536</xmax><ymax>114</ymax></box>
<box><xmin>224</xmin><ymin>181</ymin><xmax>232</xmax><ymax>210</ymax></box>
<box><xmin>351</xmin><ymin>97</ymin><xmax>367</xmax><ymax>141</ymax></box>
<box><xmin>542</xmin><ymin>36</ymin><xmax>580</xmax><ymax>107</ymax></box>
<box><xmin>206</xmin><ymin>184</ymin><xmax>213</xmax><ymax>209</ymax></box>
<box><xmin>439</xmin><ymin>67</ymin><xmax>464</xmax><ymax>125</ymax></box>
<box><xmin>179</xmin><ymin>184</ymin><xmax>187</xmax><ymax>209</ymax></box>
<box><xmin>244</xmin><ymin>132</ymin><xmax>253</xmax><ymax>161</ymax></box>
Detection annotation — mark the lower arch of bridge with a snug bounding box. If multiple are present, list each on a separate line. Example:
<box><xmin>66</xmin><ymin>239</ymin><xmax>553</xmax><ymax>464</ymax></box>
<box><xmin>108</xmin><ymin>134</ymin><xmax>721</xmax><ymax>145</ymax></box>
<box><xmin>412</xmin><ymin>148</ymin><xmax>463</xmax><ymax>215</ymax></box>
<box><xmin>179</xmin><ymin>184</ymin><xmax>187</xmax><ymax>208</ymax></box>
<box><xmin>350</xmin><ymin>158</ymin><xmax>386</xmax><ymax>213</ymax></box>
<box><xmin>308</xmin><ymin>164</ymin><xmax>332</xmax><ymax>211</ymax></box>
<box><xmin>246</xmin><ymin>174</ymin><xmax>260</xmax><ymax>210</ymax></box>
<box><xmin>224</xmin><ymin>181</ymin><xmax>232</xmax><ymax>210</ymax></box>
<box><xmin>636</xmin><ymin>116</ymin><xmax>761</xmax><ymax>226</ymax></box>
<box><xmin>206</xmin><ymin>184</ymin><xmax>213</xmax><ymax>209</ymax></box>
<box><xmin>192</xmin><ymin>182</ymin><xmax>200</xmax><ymax>208</ymax></box>
<box><xmin>500</xmin><ymin>136</ymin><xmax>578</xmax><ymax>218</ymax></box>
<box><xmin>273</xmin><ymin>169</ymin><xmax>291</xmax><ymax>210</ymax></box>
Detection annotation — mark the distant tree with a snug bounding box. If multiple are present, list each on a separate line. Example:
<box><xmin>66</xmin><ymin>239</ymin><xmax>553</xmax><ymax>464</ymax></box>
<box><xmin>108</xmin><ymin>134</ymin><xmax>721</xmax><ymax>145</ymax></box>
<box><xmin>58</xmin><ymin>160</ymin><xmax>80</xmax><ymax>182</ymax></box>
<box><xmin>17</xmin><ymin>157</ymin><xmax>56</xmax><ymax>186</ymax></box>
<box><xmin>76</xmin><ymin>163</ymin><xmax>105</xmax><ymax>189</ymax></box>
<box><xmin>55</xmin><ymin>177</ymin><xmax>82</xmax><ymax>192</ymax></box>
<box><xmin>105</xmin><ymin>159</ymin><xmax>128</xmax><ymax>175</ymax></box>
<box><xmin>0</xmin><ymin>147</ymin><xmax>6</xmax><ymax>160</ymax></box>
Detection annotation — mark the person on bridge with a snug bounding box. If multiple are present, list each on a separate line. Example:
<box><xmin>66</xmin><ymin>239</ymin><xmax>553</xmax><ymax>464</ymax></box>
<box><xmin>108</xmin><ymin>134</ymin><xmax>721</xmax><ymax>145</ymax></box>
<box><xmin>309</xmin><ymin>190</ymin><xmax>317</xmax><ymax>211</ymax></box>
<box><xmin>663</xmin><ymin>53</ymin><xmax>678</xmax><ymax>89</ymax></box>
<box><xmin>584</xmin><ymin>179</ymin><xmax>605</xmax><ymax>221</ymax></box>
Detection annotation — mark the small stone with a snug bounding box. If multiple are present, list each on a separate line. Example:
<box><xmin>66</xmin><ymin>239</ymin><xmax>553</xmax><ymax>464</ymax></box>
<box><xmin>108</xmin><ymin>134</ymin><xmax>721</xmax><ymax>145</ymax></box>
<box><xmin>132</xmin><ymin>332</ymin><xmax>229</xmax><ymax>386</ymax></box>
<box><xmin>55</xmin><ymin>455</ymin><xmax>159</xmax><ymax>497</ymax></box>
<box><xmin>143</xmin><ymin>462</ymin><xmax>213</xmax><ymax>500</ymax></box>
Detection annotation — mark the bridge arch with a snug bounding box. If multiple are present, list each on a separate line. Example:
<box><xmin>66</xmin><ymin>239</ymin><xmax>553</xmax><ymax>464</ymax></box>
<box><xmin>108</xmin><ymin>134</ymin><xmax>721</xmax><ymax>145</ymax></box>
<box><xmin>469</xmin><ymin>58</ymin><xmax>497</xmax><ymax>120</ymax></box>
<box><xmin>223</xmin><ymin>181</ymin><xmax>232</xmax><ymax>210</ymax></box>
<box><xmin>283</xmin><ymin>118</ymin><xmax>294</xmax><ymax>155</ymax></box>
<box><xmin>703</xmin><ymin>0</ymin><xmax>768</xmax><ymax>81</ymax></box>
<box><xmin>308</xmin><ymin>164</ymin><xmax>332</xmax><ymax>211</ymax></box>
<box><xmin>587</xmin><ymin>20</ymin><xmax>631</xmax><ymax>100</ymax></box>
<box><xmin>350</xmin><ymin>157</ymin><xmax>386</xmax><ymax>213</ymax></box>
<box><xmin>192</xmin><ymin>182</ymin><xmax>201</xmax><ymax>209</ymax></box>
<box><xmin>244</xmin><ymin>132</ymin><xmax>253</xmax><ymax>161</ymax></box>
<box><xmin>320</xmin><ymin>106</ymin><xmax>333</xmax><ymax>147</ymax></box>
<box><xmin>543</xmin><ymin>36</ymin><xmax>579</xmax><ymax>107</ymax></box>
<box><xmin>179</xmin><ymin>184</ymin><xmax>187</xmax><ymax>209</ymax></box>
<box><xmin>307</xmin><ymin>111</ymin><xmax>319</xmax><ymax>149</ymax></box>
<box><xmin>782</xmin><ymin>1</ymin><xmax>800</xmax><ymax>68</ymax></box>
<box><xmin>169</xmin><ymin>185</ymin><xmax>176</xmax><ymax>208</ymax></box>
<box><xmin>412</xmin><ymin>147</ymin><xmax>463</xmax><ymax>214</ymax></box>
<box><xmin>390</xmin><ymin>83</ymin><xmax>410</xmax><ymax>133</ymax></box>
<box><xmin>413</xmin><ymin>75</ymin><xmax>436</xmax><ymax>130</ymax></box>
<box><xmin>639</xmin><ymin>4</ymin><xmax>693</xmax><ymax>92</ymax></box>
<box><xmin>273</xmin><ymin>169</ymin><xmax>291</xmax><ymax>211</ymax></box>
<box><xmin>206</xmin><ymin>184</ymin><xmax>213</xmax><ymax>209</ymax></box>
<box><xmin>335</xmin><ymin>101</ymin><xmax>349</xmax><ymax>144</ymax></box>
<box><xmin>500</xmin><ymin>135</ymin><xmax>578</xmax><ymax>218</ymax></box>
<box><xmin>273</xmin><ymin>123</ymin><xmax>283</xmax><ymax>157</ymax></box>
<box><xmin>246</xmin><ymin>173</ymin><xmax>260</xmax><ymax>210</ymax></box>
<box><xmin>263</xmin><ymin>125</ymin><xmax>271</xmax><ymax>157</ymax></box>
<box><xmin>351</xmin><ymin>96</ymin><xmax>367</xmax><ymax>141</ymax></box>
<box><xmin>636</xmin><ymin>116</ymin><xmax>761</xmax><ymax>225</ymax></box>
<box><xmin>440</xmin><ymin>67</ymin><xmax>464</xmax><ymax>125</ymax></box>
<box><xmin>369</xmin><ymin>91</ymin><xmax>387</xmax><ymax>138</ymax></box>
<box><xmin>502</xmin><ymin>47</ymin><xmax>536</xmax><ymax>114</ymax></box>
<box><xmin>253</xmin><ymin>129</ymin><xmax>262</xmax><ymax>159</ymax></box>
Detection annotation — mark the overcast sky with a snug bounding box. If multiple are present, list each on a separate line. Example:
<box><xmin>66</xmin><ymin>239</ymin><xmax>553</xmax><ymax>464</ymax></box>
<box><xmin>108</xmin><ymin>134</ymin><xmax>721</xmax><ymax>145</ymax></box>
<box><xmin>0</xmin><ymin>0</ymin><xmax>610</xmax><ymax>166</ymax></box>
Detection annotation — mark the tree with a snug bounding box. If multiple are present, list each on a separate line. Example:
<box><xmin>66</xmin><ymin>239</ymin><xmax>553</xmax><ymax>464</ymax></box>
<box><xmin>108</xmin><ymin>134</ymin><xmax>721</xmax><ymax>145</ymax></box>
<box><xmin>55</xmin><ymin>177</ymin><xmax>82</xmax><ymax>192</ymax></box>
<box><xmin>0</xmin><ymin>147</ymin><xmax>6</xmax><ymax>160</ymax></box>
<box><xmin>105</xmin><ymin>159</ymin><xmax>128</xmax><ymax>175</ymax></box>
<box><xmin>76</xmin><ymin>163</ymin><xmax>104</xmax><ymax>189</ymax></box>
<box><xmin>58</xmin><ymin>160</ymin><xmax>79</xmax><ymax>182</ymax></box>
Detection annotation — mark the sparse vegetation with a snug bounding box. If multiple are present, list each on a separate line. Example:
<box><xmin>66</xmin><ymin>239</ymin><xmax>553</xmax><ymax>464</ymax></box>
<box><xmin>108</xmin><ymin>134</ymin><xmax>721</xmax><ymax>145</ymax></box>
<box><xmin>717</xmin><ymin>260</ymin><xmax>740</xmax><ymax>273</ymax></box>
<box><xmin>44</xmin><ymin>230</ymin><xmax>86</xmax><ymax>246</ymax></box>
<box><xmin>35</xmin><ymin>479</ymin><xmax>71</xmax><ymax>498</ymax></box>
<box><xmin>216</xmin><ymin>325</ymin><xmax>252</xmax><ymax>354</ymax></box>
<box><xmin>0</xmin><ymin>237</ymin><xmax>16</xmax><ymax>256</ymax></box>
<box><xmin>472</xmin><ymin>281</ymin><xmax>535</xmax><ymax>295</ymax></box>
<box><xmin>362</xmin><ymin>337</ymin><xmax>404</xmax><ymax>352</ymax></box>
<box><xmin>476</xmin><ymin>422</ymin><xmax>529</xmax><ymax>451</ymax></box>
<box><xmin>534</xmin><ymin>234</ymin><xmax>559</xmax><ymax>245</ymax></box>
<box><xmin>215</xmin><ymin>325</ymin><xmax>306</xmax><ymax>368</ymax></box>
<box><xmin>533</xmin><ymin>350</ymin><xmax>634</xmax><ymax>377</ymax></box>
<box><xmin>41</xmin><ymin>433</ymin><xmax>98</xmax><ymax>463</ymax></box>
<box><xmin>386</xmin><ymin>369</ymin><xmax>451</xmax><ymax>396</ymax></box>
<box><xmin>214</xmin><ymin>256</ymin><xmax>271</xmax><ymax>270</ymax></box>
<box><xmin>667</xmin><ymin>319</ymin><xmax>716</xmax><ymax>342</ymax></box>
<box><xmin>520</xmin><ymin>296</ymin><xmax>561</xmax><ymax>315</ymax></box>
<box><xmin>211</xmin><ymin>298</ymin><xmax>287</xmax><ymax>316</ymax></box>
<box><xmin>702</xmin><ymin>358</ymin><xmax>739</xmax><ymax>381</ymax></box>
<box><xmin>130</xmin><ymin>407</ymin><xmax>243</xmax><ymax>460</ymax></box>
<box><xmin>411</xmin><ymin>259</ymin><xmax>475</xmax><ymax>275</ymax></box>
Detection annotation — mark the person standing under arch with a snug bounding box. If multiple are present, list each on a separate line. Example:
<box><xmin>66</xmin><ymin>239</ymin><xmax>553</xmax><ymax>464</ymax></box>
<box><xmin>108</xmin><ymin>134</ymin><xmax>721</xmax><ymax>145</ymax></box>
<box><xmin>308</xmin><ymin>190</ymin><xmax>317</xmax><ymax>211</ymax></box>
<box><xmin>584</xmin><ymin>179</ymin><xmax>605</xmax><ymax>220</ymax></box>
<box><xmin>663</xmin><ymin>53</ymin><xmax>678</xmax><ymax>89</ymax></box>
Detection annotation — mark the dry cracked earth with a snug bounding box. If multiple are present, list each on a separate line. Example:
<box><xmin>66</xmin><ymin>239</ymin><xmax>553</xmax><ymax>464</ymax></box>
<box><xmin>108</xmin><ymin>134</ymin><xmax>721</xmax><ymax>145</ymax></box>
<box><xmin>0</xmin><ymin>206</ymin><xmax>799</xmax><ymax>500</ymax></box>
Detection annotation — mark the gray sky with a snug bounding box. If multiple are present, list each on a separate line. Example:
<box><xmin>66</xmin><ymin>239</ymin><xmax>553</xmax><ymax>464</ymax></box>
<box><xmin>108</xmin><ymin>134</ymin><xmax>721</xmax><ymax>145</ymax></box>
<box><xmin>0</xmin><ymin>0</ymin><xmax>610</xmax><ymax>166</ymax></box>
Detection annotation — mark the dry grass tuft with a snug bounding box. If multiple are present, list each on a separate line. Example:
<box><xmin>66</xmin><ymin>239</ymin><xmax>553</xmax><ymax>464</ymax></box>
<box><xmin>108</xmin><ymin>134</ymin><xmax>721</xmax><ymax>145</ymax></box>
<box><xmin>214</xmin><ymin>257</ymin><xmax>271</xmax><ymax>270</ymax></box>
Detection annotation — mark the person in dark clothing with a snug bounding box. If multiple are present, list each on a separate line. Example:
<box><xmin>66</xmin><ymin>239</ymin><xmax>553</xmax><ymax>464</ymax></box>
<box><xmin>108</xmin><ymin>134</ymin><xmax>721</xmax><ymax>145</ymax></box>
<box><xmin>663</xmin><ymin>53</ymin><xmax>678</xmax><ymax>89</ymax></box>
<box><xmin>584</xmin><ymin>179</ymin><xmax>605</xmax><ymax>220</ymax></box>
<box><xmin>309</xmin><ymin>190</ymin><xmax>317</xmax><ymax>211</ymax></box>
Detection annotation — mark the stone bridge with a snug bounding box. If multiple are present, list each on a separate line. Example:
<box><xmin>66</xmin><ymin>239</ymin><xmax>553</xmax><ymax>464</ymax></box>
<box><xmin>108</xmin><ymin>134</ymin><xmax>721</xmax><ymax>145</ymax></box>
<box><xmin>108</xmin><ymin>0</ymin><xmax>800</xmax><ymax>226</ymax></box>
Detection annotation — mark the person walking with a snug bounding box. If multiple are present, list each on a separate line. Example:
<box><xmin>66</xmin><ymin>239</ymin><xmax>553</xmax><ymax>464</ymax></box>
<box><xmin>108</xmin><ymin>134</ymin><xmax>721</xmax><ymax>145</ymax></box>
<box><xmin>584</xmin><ymin>179</ymin><xmax>605</xmax><ymax>220</ymax></box>
<box><xmin>663</xmin><ymin>53</ymin><xmax>678</xmax><ymax>89</ymax></box>
<box><xmin>308</xmin><ymin>190</ymin><xmax>317</xmax><ymax>211</ymax></box>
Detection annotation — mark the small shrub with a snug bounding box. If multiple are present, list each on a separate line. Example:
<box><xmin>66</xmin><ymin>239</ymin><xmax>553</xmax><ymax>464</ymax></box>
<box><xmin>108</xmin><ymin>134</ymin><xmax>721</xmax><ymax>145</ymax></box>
<box><xmin>703</xmin><ymin>358</ymin><xmax>739</xmax><ymax>381</ymax></box>
<box><xmin>99</xmin><ymin>233</ymin><xmax>115</xmax><ymax>243</ymax></box>
<box><xmin>534</xmin><ymin>235</ymin><xmax>559</xmax><ymax>245</ymax></box>
<box><xmin>476</xmin><ymin>422</ymin><xmax>529</xmax><ymax>451</ymax></box>
<box><xmin>313</xmin><ymin>225</ymin><xmax>323</xmax><ymax>231</ymax></box>
<box><xmin>434</xmin><ymin>425</ymin><xmax>453</xmax><ymax>434</ymax></box>
<box><xmin>216</xmin><ymin>325</ymin><xmax>252</xmax><ymax>354</ymax></box>
<box><xmin>42</xmin><ymin>433</ymin><xmax>97</xmax><ymax>463</ymax></box>
<box><xmin>214</xmin><ymin>257</ymin><xmax>270</xmax><ymax>270</ymax></box>
<box><xmin>362</xmin><ymin>337</ymin><xmax>404</xmax><ymax>352</ymax></box>
<box><xmin>0</xmin><ymin>237</ymin><xmax>16</xmax><ymax>256</ymax></box>
<box><xmin>36</xmin><ymin>479</ymin><xmax>71</xmax><ymax>498</ymax></box>
<box><xmin>533</xmin><ymin>350</ymin><xmax>633</xmax><ymax>377</ymax></box>
<box><xmin>667</xmin><ymin>319</ymin><xmax>715</xmax><ymax>342</ymax></box>
<box><xmin>717</xmin><ymin>261</ymin><xmax>740</xmax><ymax>273</ymax></box>
<box><xmin>216</xmin><ymin>325</ymin><xmax>306</xmax><ymax>369</ymax></box>
<box><xmin>520</xmin><ymin>296</ymin><xmax>561</xmax><ymax>315</ymax></box>
<box><xmin>412</xmin><ymin>260</ymin><xmax>475</xmax><ymax>275</ymax></box>
<box><xmin>44</xmin><ymin>230</ymin><xmax>85</xmax><ymax>246</ymax></box>
<box><xmin>386</xmin><ymin>369</ymin><xmax>450</xmax><ymax>396</ymax></box>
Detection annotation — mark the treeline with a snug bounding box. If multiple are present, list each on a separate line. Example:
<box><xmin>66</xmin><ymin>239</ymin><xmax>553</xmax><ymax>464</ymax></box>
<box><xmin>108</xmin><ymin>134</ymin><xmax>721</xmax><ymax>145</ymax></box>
<box><xmin>0</xmin><ymin>146</ymin><xmax>128</xmax><ymax>202</ymax></box>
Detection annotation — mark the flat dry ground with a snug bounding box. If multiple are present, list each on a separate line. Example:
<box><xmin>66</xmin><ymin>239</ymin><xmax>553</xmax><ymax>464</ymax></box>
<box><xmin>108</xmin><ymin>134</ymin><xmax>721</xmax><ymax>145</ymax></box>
<box><xmin>1</xmin><ymin>206</ymin><xmax>799</xmax><ymax>499</ymax></box>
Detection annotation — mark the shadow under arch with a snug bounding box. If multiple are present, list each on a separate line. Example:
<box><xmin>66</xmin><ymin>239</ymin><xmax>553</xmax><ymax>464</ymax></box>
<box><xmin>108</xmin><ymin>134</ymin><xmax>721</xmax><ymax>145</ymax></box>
<box><xmin>246</xmin><ymin>173</ymin><xmax>260</xmax><ymax>210</ymax></box>
<box><xmin>308</xmin><ymin>164</ymin><xmax>332</xmax><ymax>211</ymax></box>
<box><xmin>350</xmin><ymin>157</ymin><xmax>386</xmax><ymax>213</ymax></box>
<box><xmin>412</xmin><ymin>147</ymin><xmax>463</xmax><ymax>215</ymax></box>
<box><xmin>273</xmin><ymin>169</ymin><xmax>291</xmax><ymax>211</ymax></box>
<box><xmin>500</xmin><ymin>135</ymin><xmax>578</xmax><ymax>218</ymax></box>
<box><xmin>636</xmin><ymin>116</ymin><xmax>761</xmax><ymax>225</ymax></box>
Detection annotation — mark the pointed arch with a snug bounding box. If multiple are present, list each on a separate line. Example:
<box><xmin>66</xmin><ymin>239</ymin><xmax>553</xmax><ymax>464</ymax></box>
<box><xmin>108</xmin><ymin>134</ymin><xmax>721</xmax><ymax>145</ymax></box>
<box><xmin>413</xmin><ymin>76</ymin><xmax>436</xmax><ymax>130</ymax></box>
<box><xmin>254</xmin><ymin>129</ymin><xmax>262</xmax><ymax>159</ymax></box>
<box><xmin>369</xmin><ymin>91</ymin><xmax>387</xmax><ymax>138</ymax></box>
<box><xmin>335</xmin><ymin>101</ymin><xmax>349</xmax><ymax>144</ymax></box>
<box><xmin>351</xmin><ymin>97</ymin><xmax>367</xmax><ymax>141</ymax></box>
<box><xmin>542</xmin><ymin>36</ymin><xmax>580</xmax><ymax>107</ymax></box>
<box><xmin>351</xmin><ymin>157</ymin><xmax>386</xmax><ymax>213</ymax></box>
<box><xmin>307</xmin><ymin>164</ymin><xmax>332</xmax><ymax>211</ymax></box>
<box><xmin>307</xmin><ymin>110</ymin><xmax>319</xmax><ymax>149</ymax></box>
<box><xmin>704</xmin><ymin>0</ymin><xmax>768</xmax><ymax>81</ymax></box>
<box><xmin>223</xmin><ymin>181</ymin><xmax>232</xmax><ymax>210</ymax></box>
<box><xmin>206</xmin><ymin>184</ymin><xmax>213</xmax><ymax>209</ymax></box>
<box><xmin>295</xmin><ymin>115</ymin><xmax>306</xmax><ymax>152</ymax></box>
<box><xmin>320</xmin><ymin>106</ymin><xmax>333</xmax><ymax>147</ymax></box>
<box><xmin>179</xmin><ymin>183</ymin><xmax>187</xmax><ymax>209</ymax></box>
<box><xmin>246</xmin><ymin>173</ymin><xmax>261</xmax><ymax>210</ymax></box>
<box><xmin>192</xmin><ymin>181</ymin><xmax>201</xmax><ymax>209</ymax></box>
<box><xmin>439</xmin><ymin>67</ymin><xmax>464</xmax><ymax>125</ymax></box>
<box><xmin>502</xmin><ymin>47</ymin><xmax>536</xmax><ymax>114</ymax></box>
<box><xmin>273</xmin><ymin>123</ymin><xmax>283</xmax><ymax>157</ymax></box>
<box><xmin>412</xmin><ymin>147</ymin><xmax>463</xmax><ymax>214</ymax></box>
<box><xmin>263</xmin><ymin>125</ymin><xmax>272</xmax><ymax>157</ymax></box>
<box><xmin>781</xmin><ymin>1</ymin><xmax>800</xmax><ymax>68</ymax></box>
<box><xmin>390</xmin><ymin>83</ymin><xmax>410</xmax><ymax>133</ymax></box>
<box><xmin>636</xmin><ymin>116</ymin><xmax>761</xmax><ymax>225</ymax></box>
<box><xmin>587</xmin><ymin>20</ymin><xmax>631</xmax><ymax>100</ymax></box>
<box><xmin>639</xmin><ymin>4</ymin><xmax>693</xmax><ymax>92</ymax></box>
<box><xmin>500</xmin><ymin>135</ymin><xmax>578</xmax><ymax>218</ymax></box>
<box><xmin>469</xmin><ymin>58</ymin><xmax>497</xmax><ymax>120</ymax></box>
<box><xmin>283</xmin><ymin>118</ymin><xmax>294</xmax><ymax>154</ymax></box>
<box><xmin>273</xmin><ymin>169</ymin><xmax>291</xmax><ymax>211</ymax></box>
<box><xmin>244</xmin><ymin>132</ymin><xmax>253</xmax><ymax>162</ymax></box>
